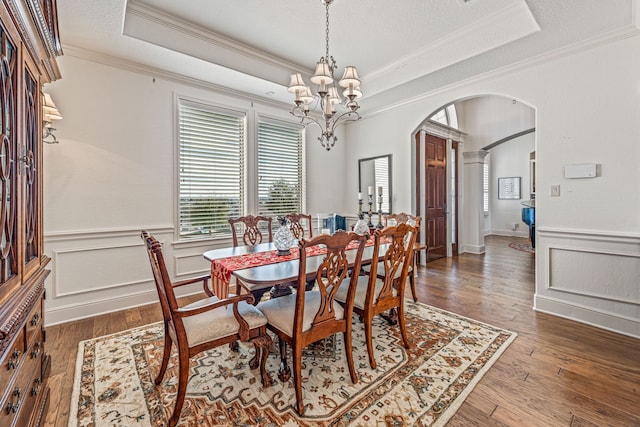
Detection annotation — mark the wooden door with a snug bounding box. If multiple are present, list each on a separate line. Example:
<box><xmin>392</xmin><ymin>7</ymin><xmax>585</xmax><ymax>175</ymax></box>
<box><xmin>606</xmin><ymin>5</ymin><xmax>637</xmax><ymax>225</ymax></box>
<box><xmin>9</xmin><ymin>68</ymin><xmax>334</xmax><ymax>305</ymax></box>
<box><xmin>424</xmin><ymin>133</ymin><xmax>447</xmax><ymax>262</ymax></box>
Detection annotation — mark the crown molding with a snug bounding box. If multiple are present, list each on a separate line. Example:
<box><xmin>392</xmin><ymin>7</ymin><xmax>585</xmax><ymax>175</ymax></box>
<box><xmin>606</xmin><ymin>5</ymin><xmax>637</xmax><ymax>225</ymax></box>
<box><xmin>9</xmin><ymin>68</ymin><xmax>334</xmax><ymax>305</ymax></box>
<box><xmin>362</xmin><ymin>24</ymin><xmax>640</xmax><ymax>119</ymax></box>
<box><xmin>362</xmin><ymin>0</ymin><xmax>540</xmax><ymax>96</ymax></box>
<box><xmin>124</xmin><ymin>0</ymin><xmax>308</xmax><ymax>83</ymax></box>
<box><xmin>61</xmin><ymin>44</ymin><xmax>291</xmax><ymax>111</ymax></box>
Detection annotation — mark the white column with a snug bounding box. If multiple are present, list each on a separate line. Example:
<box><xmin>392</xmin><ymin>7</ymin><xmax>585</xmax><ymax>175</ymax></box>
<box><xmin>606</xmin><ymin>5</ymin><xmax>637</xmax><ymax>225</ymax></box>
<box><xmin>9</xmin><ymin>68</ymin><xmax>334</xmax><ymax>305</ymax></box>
<box><xmin>461</xmin><ymin>150</ymin><xmax>488</xmax><ymax>254</ymax></box>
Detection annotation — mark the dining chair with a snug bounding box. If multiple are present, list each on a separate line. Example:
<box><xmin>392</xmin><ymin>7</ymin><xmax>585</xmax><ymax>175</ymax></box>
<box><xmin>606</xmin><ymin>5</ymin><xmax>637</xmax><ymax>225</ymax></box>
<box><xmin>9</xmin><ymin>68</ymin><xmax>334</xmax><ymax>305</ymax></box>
<box><xmin>285</xmin><ymin>212</ymin><xmax>313</xmax><ymax>239</ymax></box>
<box><xmin>229</xmin><ymin>214</ymin><xmax>273</xmax><ymax>247</ymax></box>
<box><xmin>140</xmin><ymin>231</ymin><xmax>273</xmax><ymax>427</ymax></box>
<box><xmin>256</xmin><ymin>230</ymin><xmax>367</xmax><ymax>415</ymax></box>
<box><xmin>228</xmin><ymin>214</ymin><xmax>274</xmax><ymax>302</ymax></box>
<box><xmin>383</xmin><ymin>212</ymin><xmax>423</xmax><ymax>302</ymax></box>
<box><xmin>335</xmin><ymin>223</ymin><xmax>417</xmax><ymax>369</ymax></box>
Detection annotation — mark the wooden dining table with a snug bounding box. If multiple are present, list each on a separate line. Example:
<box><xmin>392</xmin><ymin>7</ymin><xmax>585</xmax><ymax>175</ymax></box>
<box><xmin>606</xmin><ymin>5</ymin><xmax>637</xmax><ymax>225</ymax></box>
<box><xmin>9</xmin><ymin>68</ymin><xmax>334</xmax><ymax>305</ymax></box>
<box><xmin>202</xmin><ymin>240</ymin><xmax>388</xmax><ymax>295</ymax></box>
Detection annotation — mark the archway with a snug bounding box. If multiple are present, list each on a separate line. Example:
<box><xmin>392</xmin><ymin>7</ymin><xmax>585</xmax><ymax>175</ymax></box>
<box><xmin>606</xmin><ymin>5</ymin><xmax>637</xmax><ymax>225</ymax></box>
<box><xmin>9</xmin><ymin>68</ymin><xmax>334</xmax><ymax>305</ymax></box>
<box><xmin>413</xmin><ymin>94</ymin><xmax>536</xmax><ymax>263</ymax></box>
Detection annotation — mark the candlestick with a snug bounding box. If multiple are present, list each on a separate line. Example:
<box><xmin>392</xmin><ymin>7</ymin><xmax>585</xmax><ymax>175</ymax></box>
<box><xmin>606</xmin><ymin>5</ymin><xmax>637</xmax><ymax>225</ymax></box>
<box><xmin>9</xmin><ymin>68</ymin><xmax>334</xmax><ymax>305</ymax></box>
<box><xmin>367</xmin><ymin>186</ymin><xmax>373</xmax><ymax>196</ymax></box>
<box><xmin>377</xmin><ymin>186</ymin><xmax>383</xmax><ymax>196</ymax></box>
<box><xmin>367</xmin><ymin>194</ymin><xmax>374</xmax><ymax>228</ymax></box>
<box><xmin>358</xmin><ymin>198</ymin><xmax>363</xmax><ymax>217</ymax></box>
<box><xmin>376</xmin><ymin>194</ymin><xmax>384</xmax><ymax>229</ymax></box>
<box><xmin>358</xmin><ymin>192</ymin><xmax>362</xmax><ymax>200</ymax></box>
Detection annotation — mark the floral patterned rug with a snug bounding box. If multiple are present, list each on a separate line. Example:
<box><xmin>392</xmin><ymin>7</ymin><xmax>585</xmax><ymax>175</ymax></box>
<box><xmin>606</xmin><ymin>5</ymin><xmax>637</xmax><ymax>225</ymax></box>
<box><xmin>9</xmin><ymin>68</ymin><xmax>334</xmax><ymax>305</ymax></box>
<box><xmin>68</xmin><ymin>301</ymin><xmax>516</xmax><ymax>426</ymax></box>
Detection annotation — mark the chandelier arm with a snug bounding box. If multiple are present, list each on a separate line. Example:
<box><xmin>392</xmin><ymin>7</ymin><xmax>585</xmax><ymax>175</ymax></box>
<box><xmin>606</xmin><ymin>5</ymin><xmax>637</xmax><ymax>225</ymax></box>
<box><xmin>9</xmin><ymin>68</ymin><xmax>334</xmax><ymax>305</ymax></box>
<box><xmin>328</xmin><ymin>110</ymin><xmax>361</xmax><ymax>132</ymax></box>
<box><xmin>290</xmin><ymin>110</ymin><xmax>325</xmax><ymax>130</ymax></box>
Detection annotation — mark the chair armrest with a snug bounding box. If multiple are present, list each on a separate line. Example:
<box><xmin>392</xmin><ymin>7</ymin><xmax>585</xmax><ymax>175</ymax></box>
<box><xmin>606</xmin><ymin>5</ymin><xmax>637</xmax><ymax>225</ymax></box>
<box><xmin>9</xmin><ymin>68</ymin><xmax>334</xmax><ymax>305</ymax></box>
<box><xmin>173</xmin><ymin>274</ymin><xmax>215</xmax><ymax>296</ymax></box>
<box><xmin>175</xmin><ymin>293</ymin><xmax>253</xmax><ymax>318</ymax></box>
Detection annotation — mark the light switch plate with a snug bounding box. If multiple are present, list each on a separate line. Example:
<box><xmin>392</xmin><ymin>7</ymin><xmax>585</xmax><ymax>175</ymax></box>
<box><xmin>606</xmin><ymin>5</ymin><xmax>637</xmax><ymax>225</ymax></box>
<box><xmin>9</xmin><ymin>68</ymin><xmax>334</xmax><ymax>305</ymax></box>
<box><xmin>550</xmin><ymin>184</ymin><xmax>560</xmax><ymax>197</ymax></box>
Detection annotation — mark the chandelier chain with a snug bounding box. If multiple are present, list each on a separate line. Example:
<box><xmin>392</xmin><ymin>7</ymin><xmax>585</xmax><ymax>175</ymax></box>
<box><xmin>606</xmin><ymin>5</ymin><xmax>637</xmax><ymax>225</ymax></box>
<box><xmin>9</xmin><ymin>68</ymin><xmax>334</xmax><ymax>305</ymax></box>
<box><xmin>325</xmin><ymin>1</ymin><xmax>330</xmax><ymax>62</ymax></box>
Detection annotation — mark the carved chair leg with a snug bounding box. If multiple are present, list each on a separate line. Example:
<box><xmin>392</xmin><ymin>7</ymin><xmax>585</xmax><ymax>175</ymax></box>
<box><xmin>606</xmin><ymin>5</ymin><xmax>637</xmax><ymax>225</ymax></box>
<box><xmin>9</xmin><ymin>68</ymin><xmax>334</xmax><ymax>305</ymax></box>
<box><xmin>343</xmin><ymin>330</ymin><xmax>359</xmax><ymax>384</ymax></box>
<box><xmin>409</xmin><ymin>271</ymin><xmax>418</xmax><ymax>302</ymax></box>
<box><xmin>277</xmin><ymin>338</ymin><xmax>291</xmax><ymax>382</ymax></box>
<box><xmin>364</xmin><ymin>315</ymin><xmax>377</xmax><ymax>370</ymax></box>
<box><xmin>169</xmin><ymin>348</ymin><xmax>190</xmax><ymax>427</ymax></box>
<box><xmin>292</xmin><ymin>344</ymin><xmax>305</xmax><ymax>415</ymax></box>
<box><xmin>249</xmin><ymin>333</ymin><xmax>274</xmax><ymax>387</ymax></box>
<box><xmin>156</xmin><ymin>329</ymin><xmax>172</xmax><ymax>385</ymax></box>
<box><xmin>397</xmin><ymin>301</ymin><xmax>412</xmax><ymax>349</ymax></box>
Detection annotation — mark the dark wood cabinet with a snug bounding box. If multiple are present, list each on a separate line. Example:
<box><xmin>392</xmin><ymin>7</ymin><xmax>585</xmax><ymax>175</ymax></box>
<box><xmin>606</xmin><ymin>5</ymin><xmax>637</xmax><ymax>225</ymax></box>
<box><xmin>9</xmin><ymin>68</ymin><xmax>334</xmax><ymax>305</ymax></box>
<box><xmin>0</xmin><ymin>1</ymin><xmax>61</xmax><ymax>426</ymax></box>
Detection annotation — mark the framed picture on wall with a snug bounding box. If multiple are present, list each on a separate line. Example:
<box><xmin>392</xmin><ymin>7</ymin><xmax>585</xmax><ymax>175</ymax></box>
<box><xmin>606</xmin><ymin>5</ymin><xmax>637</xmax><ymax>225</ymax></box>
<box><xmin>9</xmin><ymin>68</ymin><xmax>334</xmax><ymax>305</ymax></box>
<box><xmin>498</xmin><ymin>177</ymin><xmax>521</xmax><ymax>200</ymax></box>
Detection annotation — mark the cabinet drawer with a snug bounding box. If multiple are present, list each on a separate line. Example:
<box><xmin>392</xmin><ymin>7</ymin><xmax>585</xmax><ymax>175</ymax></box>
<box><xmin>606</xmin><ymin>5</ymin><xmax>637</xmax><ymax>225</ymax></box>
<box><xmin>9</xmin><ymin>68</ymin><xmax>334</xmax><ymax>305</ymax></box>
<box><xmin>0</xmin><ymin>347</ymin><xmax>34</xmax><ymax>427</ymax></box>
<box><xmin>25</xmin><ymin>299</ymin><xmax>43</xmax><ymax>346</ymax></box>
<box><xmin>0</xmin><ymin>328</ymin><xmax>25</xmax><ymax>402</ymax></box>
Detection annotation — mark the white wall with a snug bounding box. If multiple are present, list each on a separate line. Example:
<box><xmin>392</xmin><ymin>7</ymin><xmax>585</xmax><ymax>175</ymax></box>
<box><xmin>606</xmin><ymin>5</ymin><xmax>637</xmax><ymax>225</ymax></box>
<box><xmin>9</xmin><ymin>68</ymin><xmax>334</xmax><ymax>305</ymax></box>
<box><xmin>346</xmin><ymin>35</ymin><xmax>640</xmax><ymax>338</ymax></box>
<box><xmin>489</xmin><ymin>133</ymin><xmax>535</xmax><ymax>237</ymax></box>
<box><xmin>456</xmin><ymin>96</ymin><xmax>535</xmax><ymax>237</ymax></box>
<box><xmin>43</xmin><ymin>54</ymin><xmax>348</xmax><ymax>324</ymax></box>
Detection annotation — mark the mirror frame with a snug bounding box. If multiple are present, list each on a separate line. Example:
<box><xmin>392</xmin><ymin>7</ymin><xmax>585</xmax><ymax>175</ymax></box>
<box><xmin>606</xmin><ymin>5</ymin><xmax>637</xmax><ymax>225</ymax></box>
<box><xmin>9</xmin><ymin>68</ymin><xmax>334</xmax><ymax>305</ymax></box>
<box><xmin>358</xmin><ymin>154</ymin><xmax>392</xmax><ymax>214</ymax></box>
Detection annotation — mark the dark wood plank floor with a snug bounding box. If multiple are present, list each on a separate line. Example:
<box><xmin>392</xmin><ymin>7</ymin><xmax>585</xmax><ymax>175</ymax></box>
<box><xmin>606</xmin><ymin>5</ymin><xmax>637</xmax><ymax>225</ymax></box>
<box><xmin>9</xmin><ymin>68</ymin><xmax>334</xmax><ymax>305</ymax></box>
<box><xmin>45</xmin><ymin>235</ymin><xmax>640</xmax><ymax>426</ymax></box>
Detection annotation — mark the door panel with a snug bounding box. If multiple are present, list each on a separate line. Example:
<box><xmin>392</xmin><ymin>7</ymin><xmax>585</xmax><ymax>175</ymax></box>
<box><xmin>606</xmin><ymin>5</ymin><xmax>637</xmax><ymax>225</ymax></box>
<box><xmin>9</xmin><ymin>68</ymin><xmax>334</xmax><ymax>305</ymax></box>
<box><xmin>424</xmin><ymin>133</ymin><xmax>447</xmax><ymax>262</ymax></box>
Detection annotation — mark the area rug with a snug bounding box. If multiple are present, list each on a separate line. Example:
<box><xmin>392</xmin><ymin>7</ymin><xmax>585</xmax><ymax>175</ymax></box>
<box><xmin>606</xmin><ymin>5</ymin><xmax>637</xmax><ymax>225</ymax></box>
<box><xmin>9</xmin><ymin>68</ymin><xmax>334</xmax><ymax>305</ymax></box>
<box><xmin>508</xmin><ymin>241</ymin><xmax>535</xmax><ymax>253</ymax></box>
<box><xmin>68</xmin><ymin>301</ymin><xmax>516</xmax><ymax>427</ymax></box>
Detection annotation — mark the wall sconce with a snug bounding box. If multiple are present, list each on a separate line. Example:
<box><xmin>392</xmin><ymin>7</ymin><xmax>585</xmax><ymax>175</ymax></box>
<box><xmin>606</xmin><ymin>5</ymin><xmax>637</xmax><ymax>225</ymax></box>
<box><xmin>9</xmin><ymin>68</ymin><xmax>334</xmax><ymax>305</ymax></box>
<box><xmin>43</xmin><ymin>93</ymin><xmax>62</xmax><ymax>144</ymax></box>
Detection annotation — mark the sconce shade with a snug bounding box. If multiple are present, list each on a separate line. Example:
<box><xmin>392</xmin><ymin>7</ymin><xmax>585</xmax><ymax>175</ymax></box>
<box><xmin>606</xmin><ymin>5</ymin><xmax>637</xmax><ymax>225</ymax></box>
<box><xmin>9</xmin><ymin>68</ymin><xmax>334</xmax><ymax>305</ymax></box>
<box><xmin>43</xmin><ymin>93</ymin><xmax>62</xmax><ymax>121</ymax></box>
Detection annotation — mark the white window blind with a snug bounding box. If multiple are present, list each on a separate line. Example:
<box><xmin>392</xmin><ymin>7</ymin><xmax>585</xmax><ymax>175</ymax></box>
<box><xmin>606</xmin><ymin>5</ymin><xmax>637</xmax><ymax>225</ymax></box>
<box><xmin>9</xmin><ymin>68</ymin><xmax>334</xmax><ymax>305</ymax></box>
<box><xmin>257</xmin><ymin>120</ymin><xmax>303</xmax><ymax>217</ymax></box>
<box><xmin>178</xmin><ymin>99</ymin><xmax>245</xmax><ymax>239</ymax></box>
<box><xmin>374</xmin><ymin>157</ymin><xmax>390</xmax><ymax>212</ymax></box>
<box><xmin>483</xmin><ymin>162</ymin><xmax>489</xmax><ymax>213</ymax></box>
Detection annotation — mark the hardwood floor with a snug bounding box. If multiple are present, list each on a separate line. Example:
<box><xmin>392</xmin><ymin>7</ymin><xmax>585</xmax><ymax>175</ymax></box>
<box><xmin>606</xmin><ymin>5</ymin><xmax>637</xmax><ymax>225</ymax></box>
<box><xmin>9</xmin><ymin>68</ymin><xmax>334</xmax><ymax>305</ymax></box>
<box><xmin>45</xmin><ymin>235</ymin><xmax>640</xmax><ymax>426</ymax></box>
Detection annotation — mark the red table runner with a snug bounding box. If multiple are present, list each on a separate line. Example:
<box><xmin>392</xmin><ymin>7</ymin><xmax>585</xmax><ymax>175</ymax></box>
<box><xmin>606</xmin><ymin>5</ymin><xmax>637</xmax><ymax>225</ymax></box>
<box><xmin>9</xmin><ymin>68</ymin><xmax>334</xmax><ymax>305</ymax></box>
<box><xmin>211</xmin><ymin>237</ymin><xmax>375</xmax><ymax>298</ymax></box>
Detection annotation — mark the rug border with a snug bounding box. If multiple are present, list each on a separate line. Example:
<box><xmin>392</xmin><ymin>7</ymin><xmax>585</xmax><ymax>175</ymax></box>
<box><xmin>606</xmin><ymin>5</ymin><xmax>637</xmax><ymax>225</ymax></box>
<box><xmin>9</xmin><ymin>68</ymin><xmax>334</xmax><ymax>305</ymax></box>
<box><xmin>66</xmin><ymin>322</ymin><xmax>164</xmax><ymax>427</ymax></box>
<box><xmin>67</xmin><ymin>305</ymin><xmax>517</xmax><ymax>427</ymax></box>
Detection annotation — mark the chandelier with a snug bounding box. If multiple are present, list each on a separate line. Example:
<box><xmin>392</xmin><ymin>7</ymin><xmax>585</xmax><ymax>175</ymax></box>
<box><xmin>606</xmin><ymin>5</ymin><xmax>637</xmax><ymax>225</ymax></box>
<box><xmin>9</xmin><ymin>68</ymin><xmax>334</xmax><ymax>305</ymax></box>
<box><xmin>287</xmin><ymin>0</ymin><xmax>362</xmax><ymax>151</ymax></box>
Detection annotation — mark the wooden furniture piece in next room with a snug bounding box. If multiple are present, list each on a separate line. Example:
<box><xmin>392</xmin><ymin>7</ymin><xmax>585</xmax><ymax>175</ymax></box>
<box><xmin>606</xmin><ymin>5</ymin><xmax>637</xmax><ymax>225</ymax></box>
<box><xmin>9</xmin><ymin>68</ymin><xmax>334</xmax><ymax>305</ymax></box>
<box><xmin>229</xmin><ymin>214</ymin><xmax>273</xmax><ymax>247</ymax></box>
<box><xmin>141</xmin><ymin>231</ymin><xmax>273</xmax><ymax>427</ymax></box>
<box><xmin>256</xmin><ymin>231</ymin><xmax>367</xmax><ymax>415</ymax></box>
<box><xmin>0</xmin><ymin>2</ymin><xmax>62</xmax><ymax>427</ymax></box>
<box><xmin>335</xmin><ymin>224</ymin><xmax>417</xmax><ymax>369</ymax></box>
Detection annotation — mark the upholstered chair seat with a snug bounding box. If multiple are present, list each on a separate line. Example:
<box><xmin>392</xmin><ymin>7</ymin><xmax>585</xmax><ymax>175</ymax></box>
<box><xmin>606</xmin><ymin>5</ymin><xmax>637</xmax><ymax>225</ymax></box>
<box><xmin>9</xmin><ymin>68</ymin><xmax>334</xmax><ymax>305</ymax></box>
<box><xmin>257</xmin><ymin>291</ymin><xmax>345</xmax><ymax>336</ymax></box>
<box><xmin>179</xmin><ymin>297</ymin><xmax>268</xmax><ymax>346</ymax></box>
<box><xmin>335</xmin><ymin>275</ymin><xmax>397</xmax><ymax>311</ymax></box>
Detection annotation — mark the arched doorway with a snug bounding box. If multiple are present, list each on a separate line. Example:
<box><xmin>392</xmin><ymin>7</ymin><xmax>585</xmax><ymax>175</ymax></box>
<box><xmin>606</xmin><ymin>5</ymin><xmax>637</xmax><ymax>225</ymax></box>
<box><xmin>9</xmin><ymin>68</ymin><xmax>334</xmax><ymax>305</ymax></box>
<box><xmin>413</xmin><ymin>95</ymin><xmax>536</xmax><ymax>263</ymax></box>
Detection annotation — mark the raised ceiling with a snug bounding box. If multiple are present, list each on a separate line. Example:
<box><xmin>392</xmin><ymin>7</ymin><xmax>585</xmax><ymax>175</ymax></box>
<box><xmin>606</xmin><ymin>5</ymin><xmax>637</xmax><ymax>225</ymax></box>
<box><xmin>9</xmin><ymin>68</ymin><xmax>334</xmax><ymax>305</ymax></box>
<box><xmin>57</xmin><ymin>0</ymin><xmax>637</xmax><ymax>113</ymax></box>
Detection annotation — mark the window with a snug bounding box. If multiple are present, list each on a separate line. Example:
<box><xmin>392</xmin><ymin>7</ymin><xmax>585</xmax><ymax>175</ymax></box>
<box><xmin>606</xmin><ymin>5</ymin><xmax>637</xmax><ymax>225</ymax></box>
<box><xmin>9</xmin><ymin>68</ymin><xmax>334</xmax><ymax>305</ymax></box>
<box><xmin>257</xmin><ymin>119</ymin><xmax>304</xmax><ymax>216</ymax></box>
<box><xmin>429</xmin><ymin>104</ymin><xmax>459</xmax><ymax>129</ymax></box>
<box><xmin>177</xmin><ymin>99</ymin><xmax>245</xmax><ymax>239</ymax></box>
<box><xmin>483</xmin><ymin>161</ymin><xmax>489</xmax><ymax>214</ymax></box>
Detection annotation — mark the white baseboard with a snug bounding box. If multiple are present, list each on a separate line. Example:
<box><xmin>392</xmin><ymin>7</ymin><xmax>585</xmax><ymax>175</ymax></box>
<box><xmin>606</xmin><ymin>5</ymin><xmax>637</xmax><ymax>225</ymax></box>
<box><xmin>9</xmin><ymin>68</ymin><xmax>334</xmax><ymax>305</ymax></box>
<box><xmin>45</xmin><ymin>289</ymin><xmax>159</xmax><ymax>326</ymax></box>
<box><xmin>460</xmin><ymin>244</ymin><xmax>485</xmax><ymax>254</ymax></box>
<box><xmin>490</xmin><ymin>229</ymin><xmax>530</xmax><ymax>238</ymax></box>
<box><xmin>534</xmin><ymin>294</ymin><xmax>640</xmax><ymax>339</ymax></box>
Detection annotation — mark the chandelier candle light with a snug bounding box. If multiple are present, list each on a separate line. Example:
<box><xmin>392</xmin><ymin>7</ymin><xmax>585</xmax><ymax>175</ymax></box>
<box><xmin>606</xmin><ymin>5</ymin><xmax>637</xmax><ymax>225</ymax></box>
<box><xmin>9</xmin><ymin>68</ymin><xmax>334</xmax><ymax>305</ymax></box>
<box><xmin>287</xmin><ymin>0</ymin><xmax>362</xmax><ymax>151</ymax></box>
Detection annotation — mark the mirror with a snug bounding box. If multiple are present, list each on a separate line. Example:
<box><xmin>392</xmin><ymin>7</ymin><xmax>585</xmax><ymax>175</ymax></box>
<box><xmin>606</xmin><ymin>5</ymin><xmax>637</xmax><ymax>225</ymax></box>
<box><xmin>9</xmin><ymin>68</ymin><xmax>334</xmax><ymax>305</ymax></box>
<box><xmin>358</xmin><ymin>154</ymin><xmax>392</xmax><ymax>214</ymax></box>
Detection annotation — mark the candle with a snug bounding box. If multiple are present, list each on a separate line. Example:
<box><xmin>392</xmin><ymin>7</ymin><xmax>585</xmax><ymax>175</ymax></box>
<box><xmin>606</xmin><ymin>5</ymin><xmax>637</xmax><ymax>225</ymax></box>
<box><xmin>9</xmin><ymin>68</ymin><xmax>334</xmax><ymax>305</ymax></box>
<box><xmin>358</xmin><ymin>192</ymin><xmax>362</xmax><ymax>200</ymax></box>
<box><xmin>368</xmin><ymin>186</ymin><xmax>373</xmax><ymax>195</ymax></box>
<box><xmin>378</xmin><ymin>186</ymin><xmax>383</xmax><ymax>196</ymax></box>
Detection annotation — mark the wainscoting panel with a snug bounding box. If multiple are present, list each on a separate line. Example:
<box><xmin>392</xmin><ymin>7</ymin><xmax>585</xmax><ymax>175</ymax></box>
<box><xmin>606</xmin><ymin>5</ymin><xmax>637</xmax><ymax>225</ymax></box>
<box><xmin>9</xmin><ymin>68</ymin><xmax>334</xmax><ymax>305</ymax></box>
<box><xmin>536</xmin><ymin>227</ymin><xmax>640</xmax><ymax>338</ymax></box>
<box><xmin>53</xmin><ymin>242</ymin><xmax>150</xmax><ymax>298</ymax></box>
<box><xmin>44</xmin><ymin>227</ymin><xmax>216</xmax><ymax>326</ymax></box>
<box><xmin>548</xmin><ymin>246</ymin><xmax>639</xmax><ymax>304</ymax></box>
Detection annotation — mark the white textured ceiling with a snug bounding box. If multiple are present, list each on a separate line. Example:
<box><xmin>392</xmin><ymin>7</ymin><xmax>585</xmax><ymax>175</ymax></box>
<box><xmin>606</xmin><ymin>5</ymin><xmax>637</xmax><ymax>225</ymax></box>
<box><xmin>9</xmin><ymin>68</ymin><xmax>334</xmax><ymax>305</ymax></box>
<box><xmin>57</xmin><ymin>0</ymin><xmax>637</xmax><ymax>113</ymax></box>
